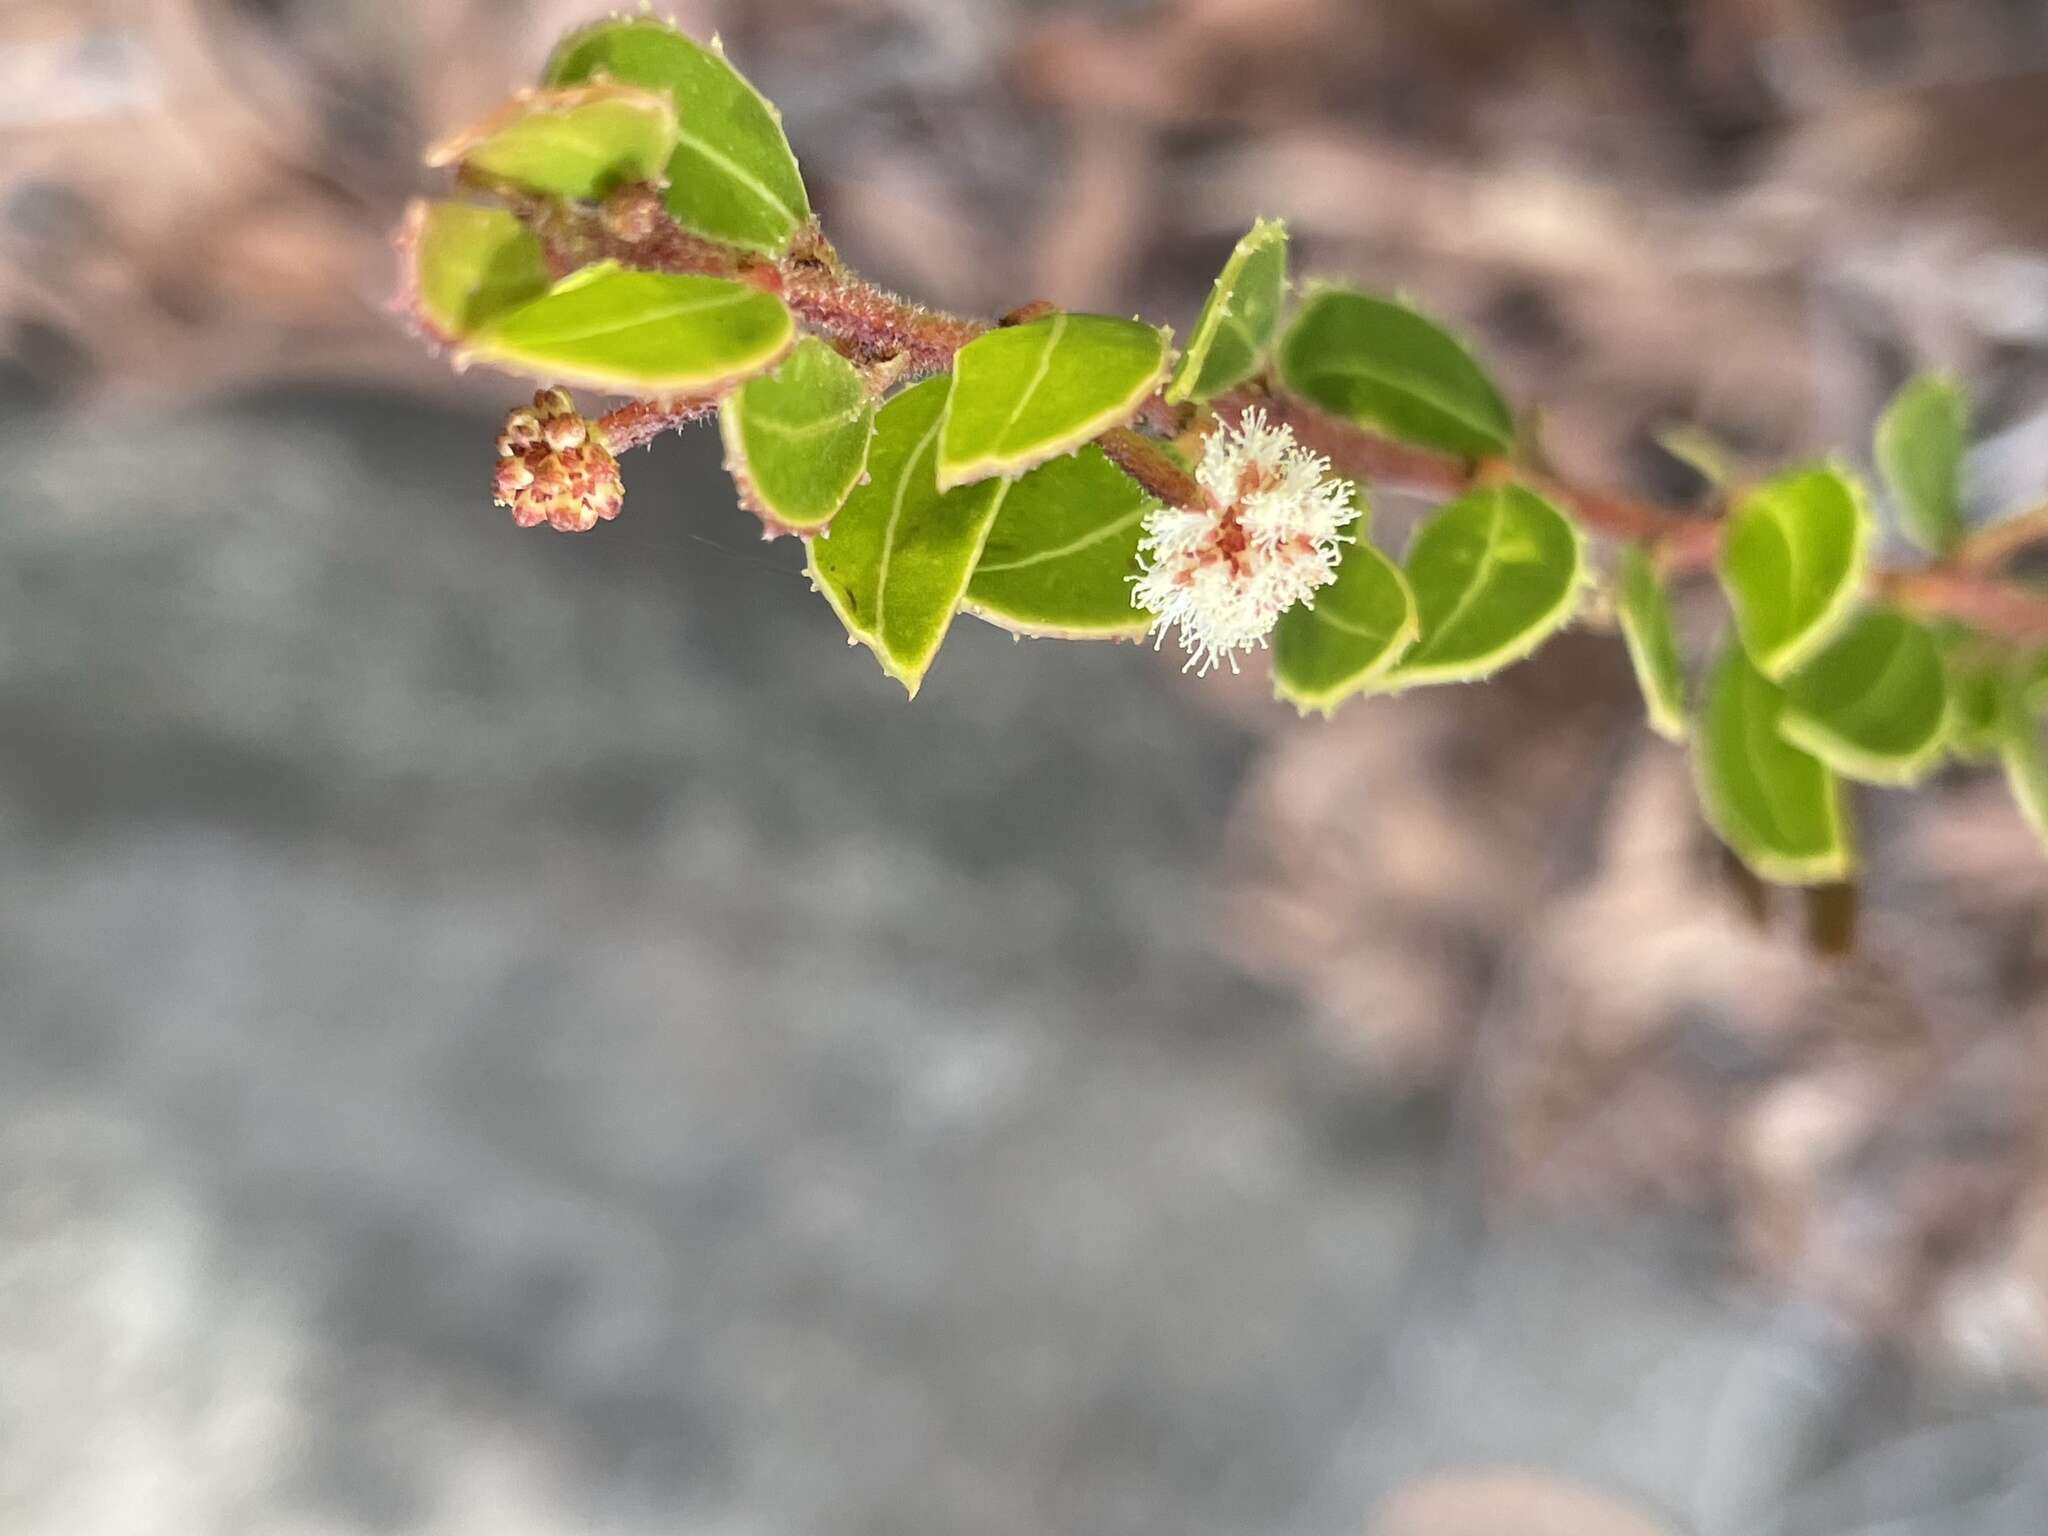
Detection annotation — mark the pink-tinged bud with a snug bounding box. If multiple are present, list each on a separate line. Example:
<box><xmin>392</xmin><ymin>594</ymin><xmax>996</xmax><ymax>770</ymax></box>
<box><xmin>490</xmin><ymin>389</ymin><xmax>626</xmax><ymax>533</ymax></box>
<box><xmin>499</xmin><ymin>409</ymin><xmax>542</xmax><ymax>452</ymax></box>
<box><xmin>543</xmin><ymin>412</ymin><xmax>587</xmax><ymax>452</ymax></box>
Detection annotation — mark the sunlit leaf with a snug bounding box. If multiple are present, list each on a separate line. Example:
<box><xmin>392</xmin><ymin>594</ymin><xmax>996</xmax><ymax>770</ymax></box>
<box><xmin>1695</xmin><ymin>642</ymin><xmax>1854</xmax><ymax>885</ymax></box>
<box><xmin>2001</xmin><ymin>679</ymin><xmax>2048</xmax><ymax>854</ymax></box>
<box><xmin>401</xmin><ymin>201</ymin><xmax>551</xmax><ymax>343</ymax></box>
<box><xmin>1717</xmin><ymin>464</ymin><xmax>1872</xmax><ymax>679</ymax></box>
<box><xmin>1943</xmin><ymin>632</ymin><xmax>2008</xmax><ymax>763</ymax></box>
<box><xmin>1778</xmin><ymin>608</ymin><xmax>1948</xmax><ymax>785</ymax></box>
<box><xmin>1875</xmin><ymin>372</ymin><xmax>1968</xmax><ymax>555</ymax></box>
<box><xmin>1652</xmin><ymin>423</ymin><xmax>1739</xmax><ymax>492</ymax></box>
<box><xmin>809</xmin><ymin>378</ymin><xmax>1009</xmax><ymax>696</ymax></box>
<box><xmin>936</xmin><ymin>314</ymin><xmax>1170</xmax><ymax>490</ymax></box>
<box><xmin>718</xmin><ymin>337</ymin><xmax>874</xmax><ymax>535</ymax></box>
<box><xmin>964</xmin><ymin>444</ymin><xmax>1153</xmax><ymax>639</ymax></box>
<box><xmin>466</xmin><ymin>261</ymin><xmax>793</xmax><ymax>393</ymax></box>
<box><xmin>1165</xmin><ymin>218</ymin><xmax>1288</xmax><ymax>404</ymax></box>
<box><xmin>1383</xmin><ymin>484</ymin><xmax>1583</xmax><ymax>686</ymax></box>
<box><xmin>427</xmin><ymin>83</ymin><xmax>677</xmax><ymax>202</ymax></box>
<box><xmin>545</xmin><ymin>17</ymin><xmax>810</xmax><ymax>255</ymax></box>
<box><xmin>1276</xmin><ymin>286</ymin><xmax>1514</xmax><ymax>460</ymax></box>
<box><xmin>1271</xmin><ymin>531</ymin><xmax>1418</xmax><ymax>714</ymax></box>
<box><xmin>1615</xmin><ymin>543</ymin><xmax>1687</xmax><ymax>741</ymax></box>
<box><xmin>2024</xmin><ymin>649</ymin><xmax>2048</xmax><ymax>713</ymax></box>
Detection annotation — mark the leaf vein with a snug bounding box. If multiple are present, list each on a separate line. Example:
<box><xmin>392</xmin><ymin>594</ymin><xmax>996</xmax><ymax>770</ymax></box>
<box><xmin>1299</xmin><ymin>355</ymin><xmax>1501</xmax><ymax>444</ymax></box>
<box><xmin>974</xmin><ymin>506</ymin><xmax>1145</xmax><ymax>573</ymax></box>
<box><xmin>1414</xmin><ymin>488</ymin><xmax>1506</xmax><ymax>660</ymax></box>
<box><xmin>672</xmin><ymin>129</ymin><xmax>801</xmax><ymax>230</ymax></box>
<box><xmin>499</xmin><ymin>287</ymin><xmax>756</xmax><ymax>346</ymax></box>
<box><xmin>873</xmin><ymin>411</ymin><xmax>947</xmax><ymax>648</ymax></box>
<box><xmin>993</xmin><ymin>314</ymin><xmax>1066</xmax><ymax>453</ymax></box>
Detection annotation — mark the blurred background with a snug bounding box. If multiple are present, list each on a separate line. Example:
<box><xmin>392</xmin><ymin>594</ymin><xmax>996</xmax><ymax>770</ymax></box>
<box><xmin>6</xmin><ymin>1</ymin><xmax>2048</xmax><ymax>1532</ymax></box>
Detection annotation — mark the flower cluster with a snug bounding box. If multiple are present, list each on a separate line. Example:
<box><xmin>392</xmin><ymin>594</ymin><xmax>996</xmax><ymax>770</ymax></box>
<box><xmin>492</xmin><ymin>388</ymin><xmax>625</xmax><ymax>533</ymax></box>
<box><xmin>1132</xmin><ymin>408</ymin><xmax>1360</xmax><ymax>674</ymax></box>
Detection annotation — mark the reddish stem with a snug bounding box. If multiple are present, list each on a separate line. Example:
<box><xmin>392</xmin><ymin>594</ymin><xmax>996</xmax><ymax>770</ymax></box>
<box><xmin>1954</xmin><ymin>500</ymin><xmax>2048</xmax><ymax>572</ymax></box>
<box><xmin>528</xmin><ymin>191</ymin><xmax>985</xmax><ymax>376</ymax></box>
<box><xmin>1100</xmin><ymin>427</ymin><xmax>1206</xmax><ymax>511</ymax></box>
<box><xmin>1878</xmin><ymin>568</ymin><xmax>2048</xmax><ymax>645</ymax></box>
<box><xmin>592</xmin><ymin>394</ymin><xmax>720</xmax><ymax>453</ymax></box>
<box><xmin>777</xmin><ymin>261</ymin><xmax>985</xmax><ymax>374</ymax></box>
<box><xmin>1237</xmin><ymin>390</ymin><xmax>1696</xmax><ymax>545</ymax></box>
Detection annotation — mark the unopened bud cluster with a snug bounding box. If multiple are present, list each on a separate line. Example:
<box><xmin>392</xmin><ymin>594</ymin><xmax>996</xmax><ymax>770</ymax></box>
<box><xmin>493</xmin><ymin>388</ymin><xmax>625</xmax><ymax>532</ymax></box>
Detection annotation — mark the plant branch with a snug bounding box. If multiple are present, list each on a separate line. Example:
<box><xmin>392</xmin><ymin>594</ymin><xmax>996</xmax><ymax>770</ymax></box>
<box><xmin>525</xmin><ymin>187</ymin><xmax>988</xmax><ymax>376</ymax></box>
<box><xmin>1100</xmin><ymin>427</ymin><xmax>1206</xmax><ymax>510</ymax></box>
<box><xmin>1225</xmin><ymin>391</ymin><xmax>2048</xmax><ymax>646</ymax></box>
<box><xmin>1955</xmin><ymin>500</ymin><xmax>2048</xmax><ymax>572</ymax></box>
<box><xmin>1232</xmin><ymin>389</ymin><xmax>1701</xmax><ymax>545</ymax></box>
<box><xmin>519</xmin><ymin>188</ymin><xmax>2048</xmax><ymax>648</ymax></box>
<box><xmin>592</xmin><ymin>393</ymin><xmax>720</xmax><ymax>453</ymax></box>
<box><xmin>1878</xmin><ymin>567</ymin><xmax>2048</xmax><ymax>645</ymax></box>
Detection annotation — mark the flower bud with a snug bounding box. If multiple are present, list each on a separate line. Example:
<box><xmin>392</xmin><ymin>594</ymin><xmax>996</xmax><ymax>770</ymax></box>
<box><xmin>491</xmin><ymin>388</ymin><xmax>625</xmax><ymax>533</ymax></box>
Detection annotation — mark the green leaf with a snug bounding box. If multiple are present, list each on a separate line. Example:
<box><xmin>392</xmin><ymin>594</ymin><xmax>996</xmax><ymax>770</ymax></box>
<box><xmin>1942</xmin><ymin>634</ymin><xmax>2007</xmax><ymax>762</ymax></box>
<box><xmin>1271</xmin><ymin>533</ymin><xmax>1419</xmax><ymax>714</ymax></box>
<box><xmin>809</xmin><ymin>378</ymin><xmax>1010</xmax><ymax>696</ymax></box>
<box><xmin>964</xmin><ymin>444</ymin><xmax>1153</xmax><ymax>639</ymax></box>
<box><xmin>1652</xmin><ymin>423</ymin><xmax>1739</xmax><ymax>492</ymax></box>
<box><xmin>1875</xmin><ymin>373</ymin><xmax>1968</xmax><ymax>555</ymax></box>
<box><xmin>1165</xmin><ymin>218</ymin><xmax>1288</xmax><ymax>404</ymax></box>
<box><xmin>544</xmin><ymin>17</ymin><xmax>810</xmax><ymax>255</ymax></box>
<box><xmin>1615</xmin><ymin>544</ymin><xmax>1688</xmax><ymax>742</ymax></box>
<box><xmin>2000</xmin><ymin>679</ymin><xmax>2048</xmax><ymax>853</ymax></box>
<box><xmin>402</xmin><ymin>201</ymin><xmax>551</xmax><ymax>343</ymax></box>
<box><xmin>2024</xmin><ymin>649</ymin><xmax>2048</xmax><ymax>713</ymax></box>
<box><xmin>1945</xmin><ymin>646</ymin><xmax>2048</xmax><ymax>764</ymax></box>
<box><xmin>936</xmin><ymin>314</ymin><xmax>1170</xmax><ymax>490</ymax></box>
<box><xmin>1276</xmin><ymin>286</ymin><xmax>1514</xmax><ymax>459</ymax></box>
<box><xmin>466</xmin><ymin>261</ymin><xmax>793</xmax><ymax>393</ymax></box>
<box><xmin>1717</xmin><ymin>465</ymin><xmax>1872</xmax><ymax>679</ymax></box>
<box><xmin>1695</xmin><ymin>642</ymin><xmax>1854</xmax><ymax>886</ymax></box>
<box><xmin>718</xmin><ymin>338</ymin><xmax>874</xmax><ymax>535</ymax></box>
<box><xmin>1383</xmin><ymin>484</ymin><xmax>1583</xmax><ymax>686</ymax></box>
<box><xmin>426</xmin><ymin>82</ymin><xmax>677</xmax><ymax>201</ymax></box>
<box><xmin>1777</xmin><ymin>608</ymin><xmax>1948</xmax><ymax>784</ymax></box>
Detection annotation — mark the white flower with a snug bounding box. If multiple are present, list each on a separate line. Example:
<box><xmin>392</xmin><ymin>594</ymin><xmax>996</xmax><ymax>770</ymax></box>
<box><xmin>1132</xmin><ymin>407</ymin><xmax>1359</xmax><ymax>674</ymax></box>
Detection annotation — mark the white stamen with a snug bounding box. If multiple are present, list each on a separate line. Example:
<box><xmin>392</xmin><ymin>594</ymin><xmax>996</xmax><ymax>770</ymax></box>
<box><xmin>1131</xmin><ymin>407</ymin><xmax>1358</xmax><ymax>675</ymax></box>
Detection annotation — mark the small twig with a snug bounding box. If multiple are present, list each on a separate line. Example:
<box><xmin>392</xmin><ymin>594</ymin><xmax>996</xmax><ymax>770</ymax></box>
<box><xmin>1954</xmin><ymin>500</ymin><xmax>2048</xmax><ymax>572</ymax></box>
<box><xmin>527</xmin><ymin>192</ymin><xmax>986</xmax><ymax>376</ymax></box>
<box><xmin>777</xmin><ymin>257</ymin><xmax>985</xmax><ymax>375</ymax></box>
<box><xmin>1878</xmin><ymin>567</ymin><xmax>2048</xmax><ymax>645</ymax></box>
<box><xmin>592</xmin><ymin>394</ymin><xmax>720</xmax><ymax>453</ymax></box>
<box><xmin>1100</xmin><ymin>427</ymin><xmax>1206</xmax><ymax>510</ymax></box>
<box><xmin>1657</xmin><ymin>516</ymin><xmax>1725</xmax><ymax>575</ymax></box>
<box><xmin>1241</xmin><ymin>389</ymin><xmax>1697</xmax><ymax>545</ymax></box>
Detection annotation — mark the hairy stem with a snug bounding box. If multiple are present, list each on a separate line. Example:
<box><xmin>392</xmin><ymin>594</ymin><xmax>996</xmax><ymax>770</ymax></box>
<box><xmin>530</xmin><ymin>189</ymin><xmax>987</xmax><ymax>374</ymax></box>
<box><xmin>1100</xmin><ymin>427</ymin><xmax>1207</xmax><ymax>510</ymax></box>
<box><xmin>592</xmin><ymin>394</ymin><xmax>720</xmax><ymax>453</ymax></box>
